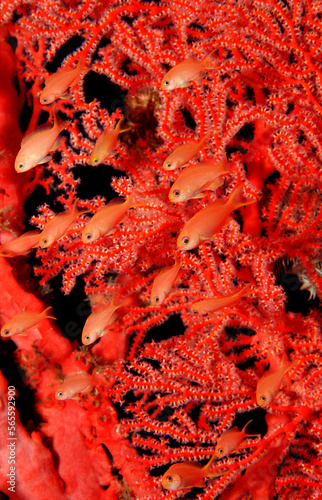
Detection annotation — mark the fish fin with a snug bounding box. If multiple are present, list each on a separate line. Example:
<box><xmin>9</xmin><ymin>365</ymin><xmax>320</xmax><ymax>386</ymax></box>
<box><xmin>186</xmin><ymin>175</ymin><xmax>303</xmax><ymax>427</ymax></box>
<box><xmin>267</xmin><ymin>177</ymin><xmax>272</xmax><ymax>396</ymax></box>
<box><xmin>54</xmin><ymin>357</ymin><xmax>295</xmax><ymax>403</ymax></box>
<box><xmin>17</xmin><ymin>332</ymin><xmax>28</xmax><ymax>336</ymax></box>
<box><xmin>177</xmin><ymin>82</ymin><xmax>193</xmax><ymax>88</ymax></box>
<box><xmin>208</xmin><ymin>177</ymin><xmax>225</xmax><ymax>190</ymax></box>
<box><xmin>60</xmin><ymin>91</ymin><xmax>72</xmax><ymax>99</ymax></box>
<box><xmin>38</xmin><ymin>155</ymin><xmax>52</xmax><ymax>165</ymax></box>
<box><xmin>202</xmin><ymin>49</ymin><xmax>217</xmax><ymax>68</ymax></box>
<box><xmin>53</xmin><ymin>109</ymin><xmax>71</xmax><ymax>132</ymax></box>
<box><xmin>194</xmin><ymin>70</ymin><xmax>206</xmax><ymax>80</ymax></box>
<box><xmin>207</xmin><ymin>470</ymin><xmax>226</xmax><ymax>478</ymax></box>
<box><xmin>192</xmin><ymin>192</ymin><xmax>207</xmax><ymax>199</ymax></box>
<box><xmin>50</xmin><ymin>135</ymin><xmax>65</xmax><ymax>152</ymax></box>
<box><xmin>42</xmin><ymin>306</ymin><xmax>57</xmax><ymax>321</ymax></box>
<box><xmin>228</xmin><ymin>185</ymin><xmax>258</xmax><ymax>210</ymax></box>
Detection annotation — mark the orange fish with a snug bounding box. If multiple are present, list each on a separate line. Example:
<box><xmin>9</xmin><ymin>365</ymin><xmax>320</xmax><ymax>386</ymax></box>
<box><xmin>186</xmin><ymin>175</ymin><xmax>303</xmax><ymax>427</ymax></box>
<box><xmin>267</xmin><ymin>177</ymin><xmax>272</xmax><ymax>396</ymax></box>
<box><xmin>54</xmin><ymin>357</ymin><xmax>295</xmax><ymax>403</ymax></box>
<box><xmin>55</xmin><ymin>372</ymin><xmax>93</xmax><ymax>400</ymax></box>
<box><xmin>163</xmin><ymin>132</ymin><xmax>211</xmax><ymax>170</ymax></box>
<box><xmin>177</xmin><ymin>185</ymin><xmax>257</xmax><ymax>250</ymax></box>
<box><xmin>191</xmin><ymin>284</ymin><xmax>253</xmax><ymax>314</ymax></box>
<box><xmin>0</xmin><ymin>230</ymin><xmax>41</xmax><ymax>257</ymax></box>
<box><xmin>162</xmin><ymin>452</ymin><xmax>224</xmax><ymax>491</ymax></box>
<box><xmin>40</xmin><ymin>59</ymin><xmax>90</xmax><ymax>105</ymax></box>
<box><xmin>82</xmin><ymin>192</ymin><xmax>137</xmax><ymax>243</ymax></box>
<box><xmin>38</xmin><ymin>198</ymin><xmax>86</xmax><ymax>248</ymax></box>
<box><xmin>169</xmin><ymin>156</ymin><xmax>229</xmax><ymax>202</ymax></box>
<box><xmin>1</xmin><ymin>306</ymin><xmax>56</xmax><ymax>338</ymax></box>
<box><xmin>256</xmin><ymin>354</ymin><xmax>297</xmax><ymax>408</ymax></box>
<box><xmin>150</xmin><ymin>258</ymin><xmax>181</xmax><ymax>305</ymax></box>
<box><xmin>214</xmin><ymin>420</ymin><xmax>259</xmax><ymax>458</ymax></box>
<box><xmin>161</xmin><ymin>50</ymin><xmax>216</xmax><ymax>90</ymax></box>
<box><xmin>90</xmin><ymin>119</ymin><xmax>131</xmax><ymax>166</ymax></box>
<box><xmin>15</xmin><ymin>110</ymin><xmax>70</xmax><ymax>172</ymax></box>
<box><xmin>81</xmin><ymin>297</ymin><xmax>127</xmax><ymax>345</ymax></box>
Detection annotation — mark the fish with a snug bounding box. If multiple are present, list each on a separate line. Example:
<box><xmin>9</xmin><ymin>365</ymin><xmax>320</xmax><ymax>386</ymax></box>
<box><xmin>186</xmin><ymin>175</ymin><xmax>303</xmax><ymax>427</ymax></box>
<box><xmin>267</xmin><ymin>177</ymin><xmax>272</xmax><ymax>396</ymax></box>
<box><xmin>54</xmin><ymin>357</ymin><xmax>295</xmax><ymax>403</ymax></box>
<box><xmin>0</xmin><ymin>230</ymin><xmax>41</xmax><ymax>257</ymax></box>
<box><xmin>38</xmin><ymin>198</ymin><xmax>86</xmax><ymax>248</ymax></box>
<box><xmin>81</xmin><ymin>297</ymin><xmax>128</xmax><ymax>345</ymax></box>
<box><xmin>162</xmin><ymin>452</ymin><xmax>225</xmax><ymax>491</ymax></box>
<box><xmin>163</xmin><ymin>132</ymin><xmax>211</xmax><ymax>170</ymax></box>
<box><xmin>169</xmin><ymin>156</ymin><xmax>230</xmax><ymax>202</ymax></box>
<box><xmin>214</xmin><ymin>420</ymin><xmax>260</xmax><ymax>458</ymax></box>
<box><xmin>1</xmin><ymin>306</ymin><xmax>56</xmax><ymax>338</ymax></box>
<box><xmin>150</xmin><ymin>258</ymin><xmax>181</xmax><ymax>305</ymax></box>
<box><xmin>39</xmin><ymin>59</ymin><xmax>90</xmax><ymax>105</ymax></box>
<box><xmin>256</xmin><ymin>354</ymin><xmax>297</xmax><ymax>407</ymax></box>
<box><xmin>14</xmin><ymin>109</ymin><xmax>70</xmax><ymax>172</ymax></box>
<box><xmin>191</xmin><ymin>284</ymin><xmax>253</xmax><ymax>314</ymax></box>
<box><xmin>55</xmin><ymin>372</ymin><xmax>93</xmax><ymax>400</ymax></box>
<box><xmin>90</xmin><ymin>119</ymin><xmax>131</xmax><ymax>166</ymax></box>
<box><xmin>161</xmin><ymin>50</ymin><xmax>216</xmax><ymax>90</ymax></box>
<box><xmin>82</xmin><ymin>192</ymin><xmax>137</xmax><ymax>243</ymax></box>
<box><xmin>177</xmin><ymin>185</ymin><xmax>257</xmax><ymax>250</ymax></box>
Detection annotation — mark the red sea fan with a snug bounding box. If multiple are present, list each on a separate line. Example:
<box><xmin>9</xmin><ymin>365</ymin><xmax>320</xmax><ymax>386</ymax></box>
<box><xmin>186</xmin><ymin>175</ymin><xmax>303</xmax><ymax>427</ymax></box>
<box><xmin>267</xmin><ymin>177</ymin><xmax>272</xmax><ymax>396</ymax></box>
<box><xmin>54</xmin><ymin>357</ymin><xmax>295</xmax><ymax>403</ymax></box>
<box><xmin>1</xmin><ymin>0</ymin><xmax>322</xmax><ymax>499</ymax></box>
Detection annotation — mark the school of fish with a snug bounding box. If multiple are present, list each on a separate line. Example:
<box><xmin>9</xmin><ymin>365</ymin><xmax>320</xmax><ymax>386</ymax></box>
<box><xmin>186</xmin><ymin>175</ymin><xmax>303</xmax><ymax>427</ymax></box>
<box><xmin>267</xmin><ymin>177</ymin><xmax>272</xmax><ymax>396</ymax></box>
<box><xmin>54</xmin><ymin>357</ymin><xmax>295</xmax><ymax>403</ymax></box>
<box><xmin>3</xmin><ymin>51</ymin><xmax>299</xmax><ymax>492</ymax></box>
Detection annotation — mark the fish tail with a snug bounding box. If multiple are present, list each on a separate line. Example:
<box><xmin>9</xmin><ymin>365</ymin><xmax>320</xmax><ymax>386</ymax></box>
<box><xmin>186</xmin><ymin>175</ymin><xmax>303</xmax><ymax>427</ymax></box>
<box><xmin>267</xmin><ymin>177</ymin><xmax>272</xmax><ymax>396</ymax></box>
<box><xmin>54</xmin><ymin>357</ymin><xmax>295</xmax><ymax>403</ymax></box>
<box><xmin>204</xmin><ymin>451</ymin><xmax>227</xmax><ymax>476</ymax></box>
<box><xmin>228</xmin><ymin>185</ymin><xmax>257</xmax><ymax>211</ymax></box>
<box><xmin>243</xmin><ymin>419</ymin><xmax>261</xmax><ymax>439</ymax></box>
<box><xmin>115</xmin><ymin>118</ymin><xmax>131</xmax><ymax>135</ymax></box>
<box><xmin>53</xmin><ymin>108</ymin><xmax>71</xmax><ymax>132</ymax></box>
<box><xmin>198</xmin><ymin>130</ymin><xmax>213</xmax><ymax>148</ymax></box>
<box><xmin>281</xmin><ymin>354</ymin><xmax>298</xmax><ymax>375</ymax></box>
<box><xmin>41</xmin><ymin>306</ymin><xmax>57</xmax><ymax>321</ymax></box>
<box><xmin>70</xmin><ymin>197</ymin><xmax>89</xmax><ymax>216</ymax></box>
<box><xmin>202</xmin><ymin>49</ymin><xmax>217</xmax><ymax>69</ymax></box>
<box><xmin>239</xmin><ymin>283</ymin><xmax>254</xmax><ymax>298</ymax></box>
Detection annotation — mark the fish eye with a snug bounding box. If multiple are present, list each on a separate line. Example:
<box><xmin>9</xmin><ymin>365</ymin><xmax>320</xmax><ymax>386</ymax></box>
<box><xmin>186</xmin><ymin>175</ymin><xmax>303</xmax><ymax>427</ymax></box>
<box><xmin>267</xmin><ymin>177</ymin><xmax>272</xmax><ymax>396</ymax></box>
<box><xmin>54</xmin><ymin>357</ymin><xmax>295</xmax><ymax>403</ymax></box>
<box><xmin>92</xmin><ymin>157</ymin><xmax>98</xmax><ymax>165</ymax></box>
<box><xmin>56</xmin><ymin>391</ymin><xmax>63</xmax><ymax>398</ymax></box>
<box><xmin>2</xmin><ymin>329</ymin><xmax>10</xmax><ymax>336</ymax></box>
<box><xmin>172</xmin><ymin>189</ymin><xmax>180</xmax><ymax>198</ymax></box>
<box><xmin>164</xmin><ymin>80</ymin><xmax>170</xmax><ymax>86</ymax></box>
<box><xmin>42</xmin><ymin>97</ymin><xmax>47</xmax><ymax>103</ymax></box>
<box><xmin>42</xmin><ymin>238</ymin><xmax>47</xmax><ymax>245</ymax></box>
<box><xmin>182</xmin><ymin>236</ymin><xmax>190</xmax><ymax>245</ymax></box>
<box><xmin>84</xmin><ymin>233</ymin><xmax>92</xmax><ymax>241</ymax></box>
<box><xmin>17</xmin><ymin>163</ymin><xmax>24</xmax><ymax>169</ymax></box>
<box><xmin>165</xmin><ymin>161</ymin><xmax>172</xmax><ymax>169</ymax></box>
<box><xmin>166</xmin><ymin>475</ymin><xmax>173</xmax><ymax>482</ymax></box>
<box><xmin>217</xmin><ymin>447</ymin><xmax>223</xmax><ymax>455</ymax></box>
<box><xmin>260</xmin><ymin>395</ymin><xmax>266</xmax><ymax>402</ymax></box>
<box><xmin>84</xmin><ymin>335</ymin><xmax>91</xmax><ymax>343</ymax></box>
<box><xmin>153</xmin><ymin>296</ymin><xmax>160</xmax><ymax>304</ymax></box>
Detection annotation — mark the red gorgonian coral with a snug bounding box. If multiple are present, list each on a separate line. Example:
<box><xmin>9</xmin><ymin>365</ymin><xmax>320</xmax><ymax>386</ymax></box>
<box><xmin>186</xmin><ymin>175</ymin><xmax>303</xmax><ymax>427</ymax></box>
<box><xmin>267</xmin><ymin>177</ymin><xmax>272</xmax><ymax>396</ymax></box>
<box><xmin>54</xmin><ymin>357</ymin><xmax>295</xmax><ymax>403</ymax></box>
<box><xmin>1</xmin><ymin>0</ymin><xmax>322</xmax><ymax>499</ymax></box>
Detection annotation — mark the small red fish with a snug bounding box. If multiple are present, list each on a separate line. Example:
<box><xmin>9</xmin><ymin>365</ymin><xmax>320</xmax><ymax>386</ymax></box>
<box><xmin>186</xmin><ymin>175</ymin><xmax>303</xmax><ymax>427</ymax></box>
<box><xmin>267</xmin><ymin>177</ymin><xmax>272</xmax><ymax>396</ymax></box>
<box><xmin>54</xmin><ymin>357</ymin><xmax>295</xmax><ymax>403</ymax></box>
<box><xmin>1</xmin><ymin>307</ymin><xmax>56</xmax><ymax>338</ymax></box>
<box><xmin>38</xmin><ymin>198</ymin><xmax>86</xmax><ymax>248</ymax></box>
<box><xmin>40</xmin><ymin>59</ymin><xmax>90</xmax><ymax>105</ymax></box>
<box><xmin>214</xmin><ymin>420</ymin><xmax>259</xmax><ymax>458</ymax></box>
<box><xmin>256</xmin><ymin>354</ymin><xmax>297</xmax><ymax>407</ymax></box>
<box><xmin>82</xmin><ymin>192</ymin><xmax>137</xmax><ymax>244</ymax></box>
<box><xmin>90</xmin><ymin>119</ymin><xmax>131</xmax><ymax>166</ymax></box>
<box><xmin>169</xmin><ymin>156</ymin><xmax>229</xmax><ymax>202</ymax></box>
<box><xmin>177</xmin><ymin>185</ymin><xmax>257</xmax><ymax>250</ymax></box>
<box><xmin>191</xmin><ymin>284</ymin><xmax>253</xmax><ymax>314</ymax></box>
<box><xmin>161</xmin><ymin>50</ymin><xmax>216</xmax><ymax>90</ymax></box>
<box><xmin>163</xmin><ymin>132</ymin><xmax>211</xmax><ymax>170</ymax></box>
<box><xmin>81</xmin><ymin>297</ymin><xmax>127</xmax><ymax>345</ymax></box>
<box><xmin>162</xmin><ymin>452</ymin><xmax>225</xmax><ymax>491</ymax></box>
<box><xmin>150</xmin><ymin>258</ymin><xmax>181</xmax><ymax>305</ymax></box>
<box><xmin>15</xmin><ymin>110</ymin><xmax>70</xmax><ymax>172</ymax></box>
<box><xmin>0</xmin><ymin>230</ymin><xmax>41</xmax><ymax>257</ymax></box>
<box><xmin>55</xmin><ymin>372</ymin><xmax>93</xmax><ymax>400</ymax></box>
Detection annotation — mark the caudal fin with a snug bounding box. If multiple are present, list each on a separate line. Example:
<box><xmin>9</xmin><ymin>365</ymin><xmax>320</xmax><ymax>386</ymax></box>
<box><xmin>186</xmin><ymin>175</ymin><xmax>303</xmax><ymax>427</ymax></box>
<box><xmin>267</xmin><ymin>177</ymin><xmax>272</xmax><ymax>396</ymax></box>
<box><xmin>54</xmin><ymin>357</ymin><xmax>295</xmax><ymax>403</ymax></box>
<box><xmin>228</xmin><ymin>185</ymin><xmax>258</xmax><ymax>211</ymax></box>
